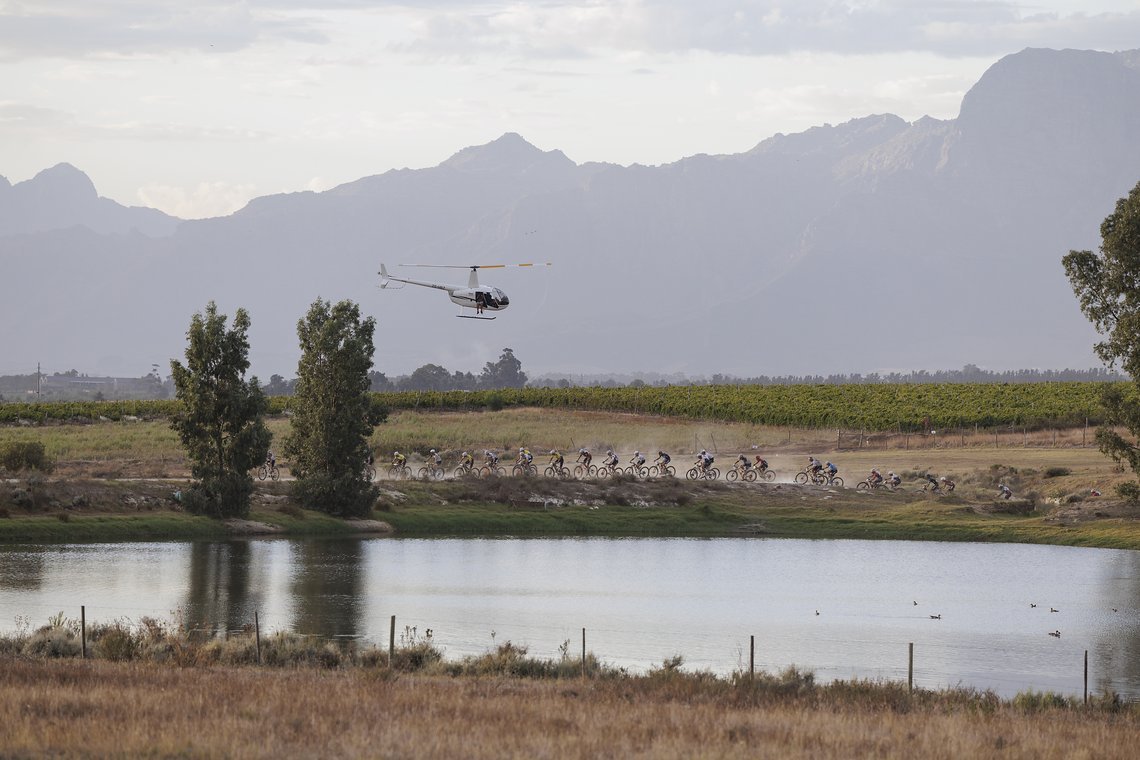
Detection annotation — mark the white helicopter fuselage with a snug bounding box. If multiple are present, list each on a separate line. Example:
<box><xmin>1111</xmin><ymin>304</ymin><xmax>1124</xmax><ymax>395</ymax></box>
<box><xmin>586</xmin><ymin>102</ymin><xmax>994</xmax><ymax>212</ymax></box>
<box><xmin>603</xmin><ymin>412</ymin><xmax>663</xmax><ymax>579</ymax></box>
<box><xmin>449</xmin><ymin>287</ymin><xmax>510</xmax><ymax>311</ymax></box>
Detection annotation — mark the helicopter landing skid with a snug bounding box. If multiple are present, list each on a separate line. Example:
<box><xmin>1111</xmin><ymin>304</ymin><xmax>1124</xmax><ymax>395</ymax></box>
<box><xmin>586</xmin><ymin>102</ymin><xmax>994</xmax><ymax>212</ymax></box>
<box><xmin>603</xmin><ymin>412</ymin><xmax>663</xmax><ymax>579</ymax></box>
<box><xmin>457</xmin><ymin>314</ymin><xmax>497</xmax><ymax>320</ymax></box>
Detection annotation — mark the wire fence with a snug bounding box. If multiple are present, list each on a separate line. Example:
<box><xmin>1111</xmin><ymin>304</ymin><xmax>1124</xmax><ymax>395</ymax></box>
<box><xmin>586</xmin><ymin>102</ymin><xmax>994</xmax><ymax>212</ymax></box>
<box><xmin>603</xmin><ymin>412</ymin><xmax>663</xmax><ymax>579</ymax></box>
<box><xmin>5</xmin><ymin>602</ymin><xmax>1131</xmax><ymax>704</ymax></box>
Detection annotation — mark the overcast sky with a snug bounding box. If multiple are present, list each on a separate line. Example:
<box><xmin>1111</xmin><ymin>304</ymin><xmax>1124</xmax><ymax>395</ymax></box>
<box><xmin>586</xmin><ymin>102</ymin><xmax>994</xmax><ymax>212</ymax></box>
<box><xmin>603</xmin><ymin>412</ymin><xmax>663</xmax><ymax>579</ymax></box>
<box><xmin>2</xmin><ymin>1</ymin><xmax>1139</xmax><ymax>219</ymax></box>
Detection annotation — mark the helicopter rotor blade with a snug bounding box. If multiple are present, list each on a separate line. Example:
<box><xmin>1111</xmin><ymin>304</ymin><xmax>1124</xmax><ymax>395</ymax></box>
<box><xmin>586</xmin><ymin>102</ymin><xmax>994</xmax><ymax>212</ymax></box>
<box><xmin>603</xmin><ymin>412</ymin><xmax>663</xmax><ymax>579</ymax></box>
<box><xmin>400</xmin><ymin>262</ymin><xmax>553</xmax><ymax>270</ymax></box>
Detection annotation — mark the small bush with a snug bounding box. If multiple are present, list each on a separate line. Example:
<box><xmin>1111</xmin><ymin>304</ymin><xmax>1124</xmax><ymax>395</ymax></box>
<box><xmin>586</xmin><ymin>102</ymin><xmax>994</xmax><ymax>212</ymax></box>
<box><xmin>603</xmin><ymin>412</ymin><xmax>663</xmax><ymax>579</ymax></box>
<box><xmin>1044</xmin><ymin>467</ymin><xmax>1071</xmax><ymax>478</ymax></box>
<box><xmin>1012</xmin><ymin>690</ymin><xmax>1075</xmax><ymax>712</ymax></box>
<box><xmin>22</xmin><ymin>627</ymin><xmax>81</xmax><ymax>658</ymax></box>
<box><xmin>0</xmin><ymin>441</ymin><xmax>53</xmax><ymax>473</ymax></box>
<box><xmin>92</xmin><ymin>623</ymin><xmax>137</xmax><ymax>661</ymax></box>
<box><xmin>56</xmin><ymin>512</ymin><xmax>70</xmax><ymax>523</ymax></box>
<box><xmin>1116</xmin><ymin>481</ymin><xmax>1140</xmax><ymax>503</ymax></box>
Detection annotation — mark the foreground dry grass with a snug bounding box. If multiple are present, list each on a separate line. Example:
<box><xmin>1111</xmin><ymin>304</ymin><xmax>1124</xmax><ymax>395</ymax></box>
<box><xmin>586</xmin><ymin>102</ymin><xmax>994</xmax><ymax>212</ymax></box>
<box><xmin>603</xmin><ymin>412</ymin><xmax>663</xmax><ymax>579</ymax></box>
<box><xmin>0</xmin><ymin>658</ymin><xmax>1135</xmax><ymax>759</ymax></box>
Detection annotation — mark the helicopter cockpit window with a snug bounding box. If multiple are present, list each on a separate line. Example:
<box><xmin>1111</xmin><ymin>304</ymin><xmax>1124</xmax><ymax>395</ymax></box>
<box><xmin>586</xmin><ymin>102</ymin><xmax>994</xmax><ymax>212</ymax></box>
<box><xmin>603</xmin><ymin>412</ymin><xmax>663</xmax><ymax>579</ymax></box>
<box><xmin>492</xmin><ymin>288</ymin><xmax>508</xmax><ymax>306</ymax></box>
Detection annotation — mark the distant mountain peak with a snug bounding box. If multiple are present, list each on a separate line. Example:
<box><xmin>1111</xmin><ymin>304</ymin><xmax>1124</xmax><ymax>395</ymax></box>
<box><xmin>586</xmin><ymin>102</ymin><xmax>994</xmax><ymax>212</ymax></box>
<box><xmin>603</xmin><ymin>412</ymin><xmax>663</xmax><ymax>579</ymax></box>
<box><xmin>27</xmin><ymin>162</ymin><xmax>98</xmax><ymax>200</ymax></box>
<box><xmin>443</xmin><ymin>132</ymin><xmax>574</xmax><ymax>173</ymax></box>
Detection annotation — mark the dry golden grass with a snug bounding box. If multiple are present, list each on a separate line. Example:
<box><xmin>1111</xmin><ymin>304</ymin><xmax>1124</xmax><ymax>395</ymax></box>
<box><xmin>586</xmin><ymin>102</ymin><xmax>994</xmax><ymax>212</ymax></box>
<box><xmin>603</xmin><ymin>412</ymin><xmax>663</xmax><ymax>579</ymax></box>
<box><xmin>0</xmin><ymin>658</ymin><xmax>1135</xmax><ymax>758</ymax></box>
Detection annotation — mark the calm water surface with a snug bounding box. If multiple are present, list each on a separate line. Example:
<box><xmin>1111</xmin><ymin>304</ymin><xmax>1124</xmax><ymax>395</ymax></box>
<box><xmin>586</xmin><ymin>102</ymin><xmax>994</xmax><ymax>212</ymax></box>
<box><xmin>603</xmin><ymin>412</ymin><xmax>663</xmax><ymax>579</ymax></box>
<box><xmin>1</xmin><ymin>537</ymin><xmax>1138</xmax><ymax>699</ymax></box>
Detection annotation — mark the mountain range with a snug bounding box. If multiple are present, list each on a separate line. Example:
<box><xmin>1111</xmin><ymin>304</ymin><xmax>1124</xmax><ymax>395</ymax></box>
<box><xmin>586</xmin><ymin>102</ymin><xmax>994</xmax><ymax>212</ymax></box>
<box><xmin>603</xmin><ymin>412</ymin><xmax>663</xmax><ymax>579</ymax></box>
<box><xmin>3</xmin><ymin>47</ymin><xmax>1139</xmax><ymax>379</ymax></box>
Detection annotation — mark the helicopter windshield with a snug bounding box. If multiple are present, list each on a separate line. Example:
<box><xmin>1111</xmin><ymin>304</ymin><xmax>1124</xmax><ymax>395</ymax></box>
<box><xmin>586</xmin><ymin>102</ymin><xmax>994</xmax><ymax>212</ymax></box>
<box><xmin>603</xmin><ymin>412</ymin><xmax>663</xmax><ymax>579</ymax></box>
<box><xmin>492</xmin><ymin>288</ymin><xmax>508</xmax><ymax>306</ymax></box>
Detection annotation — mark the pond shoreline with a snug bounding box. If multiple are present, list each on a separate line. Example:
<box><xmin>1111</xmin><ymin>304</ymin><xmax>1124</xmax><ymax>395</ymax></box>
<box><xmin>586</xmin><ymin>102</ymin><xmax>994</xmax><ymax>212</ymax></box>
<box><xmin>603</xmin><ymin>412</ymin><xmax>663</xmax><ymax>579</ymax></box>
<box><xmin>0</xmin><ymin>476</ymin><xmax>1137</xmax><ymax>548</ymax></box>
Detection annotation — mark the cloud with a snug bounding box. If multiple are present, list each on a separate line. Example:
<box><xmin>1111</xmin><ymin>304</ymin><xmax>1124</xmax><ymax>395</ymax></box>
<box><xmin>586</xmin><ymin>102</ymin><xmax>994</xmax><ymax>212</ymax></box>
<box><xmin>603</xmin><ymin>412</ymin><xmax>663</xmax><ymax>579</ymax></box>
<box><xmin>0</xmin><ymin>101</ymin><xmax>270</xmax><ymax>142</ymax></box>
<box><xmin>390</xmin><ymin>1</ymin><xmax>1140</xmax><ymax>60</ymax></box>
<box><xmin>0</xmin><ymin>1</ymin><xmax>327</xmax><ymax>60</ymax></box>
<box><xmin>137</xmin><ymin>180</ymin><xmax>257</xmax><ymax>219</ymax></box>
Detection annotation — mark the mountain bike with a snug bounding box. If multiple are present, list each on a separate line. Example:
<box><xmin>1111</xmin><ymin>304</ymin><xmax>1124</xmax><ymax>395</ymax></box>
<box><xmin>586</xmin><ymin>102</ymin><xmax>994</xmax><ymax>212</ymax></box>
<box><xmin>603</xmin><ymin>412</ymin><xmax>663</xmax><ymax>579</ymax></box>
<box><xmin>725</xmin><ymin>465</ymin><xmax>757</xmax><ymax>482</ymax></box>
<box><xmin>257</xmin><ymin>463</ymin><xmax>280</xmax><ymax>481</ymax></box>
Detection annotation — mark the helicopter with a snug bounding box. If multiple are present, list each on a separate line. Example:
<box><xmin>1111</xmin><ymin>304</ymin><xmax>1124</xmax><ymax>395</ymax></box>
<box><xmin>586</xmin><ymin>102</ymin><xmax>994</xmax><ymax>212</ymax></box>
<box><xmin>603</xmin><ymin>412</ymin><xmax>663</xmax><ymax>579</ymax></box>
<box><xmin>378</xmin><ymin>262</ymin><xmax>550</xmax><ymax>319</ymax></box>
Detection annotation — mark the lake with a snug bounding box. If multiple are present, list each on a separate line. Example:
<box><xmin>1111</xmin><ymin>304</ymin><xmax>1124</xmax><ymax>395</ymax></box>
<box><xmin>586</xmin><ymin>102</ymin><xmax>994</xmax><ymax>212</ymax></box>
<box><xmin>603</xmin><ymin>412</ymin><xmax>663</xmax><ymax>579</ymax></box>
<box><xmin>1</xmin><ymin>537</ymin><xmax>1137</xmax><ymax>699</ymax></box>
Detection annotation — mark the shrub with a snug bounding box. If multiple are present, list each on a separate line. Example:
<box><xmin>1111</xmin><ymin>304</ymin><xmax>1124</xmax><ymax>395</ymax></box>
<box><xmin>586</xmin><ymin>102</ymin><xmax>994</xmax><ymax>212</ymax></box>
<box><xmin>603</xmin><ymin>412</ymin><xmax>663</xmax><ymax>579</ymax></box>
<box><xmin>1012</xmin><ymin>690</ymin><xmax>1075</xmax><ymax>712</ymax></box>
<box><xmin>1116</xmin><ymin>482</ymin><xmax>1140</xmax><ymax>503</ymax></box>
<box><xmin>92</xmin><ymin>622</ymin><xmax>137</xmax><ymax>662</ymax></box>
<box><xmin>0</xmin><ymin>441</ymin><xmax>53</xmax><ymax>473</ymax></box>
<box><xmin>1044</xmin><ymin>467</ymin><xmax>1072</xmax><ymax>478</ymax></box>
<box><xmin>22</xmin><ymin>627</ymin><xmax>81</xmax><ymax>658</ymax></box>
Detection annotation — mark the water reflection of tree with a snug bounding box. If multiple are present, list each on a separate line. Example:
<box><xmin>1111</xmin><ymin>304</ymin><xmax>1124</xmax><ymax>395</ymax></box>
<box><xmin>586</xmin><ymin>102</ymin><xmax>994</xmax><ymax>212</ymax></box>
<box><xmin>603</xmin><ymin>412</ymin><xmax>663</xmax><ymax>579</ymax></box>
<box><xmin>184</xmin><ymin>542</ymin><xmax>260</xmax><ymax>635</ymax></box>
<box><xmin>1094</xmin><ymin>551</ymin><xmax>1140</xmax><ymax>698</ymax></box>
<box><xmin>290</xmin><ymin>538</ymin><xmax>364</xmax><ymax>641</ymax></box>
<box><xmin>0</xmin><ymin>548</ymin><xmax>44</xmax><ymax>591</ymax></box>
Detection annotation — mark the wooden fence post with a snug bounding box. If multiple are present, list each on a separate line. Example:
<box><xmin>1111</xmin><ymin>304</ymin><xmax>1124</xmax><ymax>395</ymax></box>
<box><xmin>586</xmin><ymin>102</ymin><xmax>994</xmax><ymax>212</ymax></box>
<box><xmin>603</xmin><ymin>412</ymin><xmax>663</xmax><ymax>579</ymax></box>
<box><xmin>582</xmin><ymin>628</ymin><xmax>587</xmax><ymax>678</ymax></box>
<box><xmin>81</xmin><ymin>606</ymin><xmax>86</xmax><ymax>660</ymax></box>
<box><xmin>908</xmin><ymin>642</ymin><xmax>913</xmax><ymax>694</ymax></box>
<box><xmin>750</xmin><ymin>635</ymin><xmax>755</xmax><ymax>680</ymax></box>
<box><xmin>1084</xmin><ymin>650</ymin><xmax>1089</xmax><ymax>706</ymax></box>
<box><xmin>254</xmin><ymin>611</ymin><xmax>261</xmax><ymax>665</ymax></box>
<box><xmin>389</xmin><ymin>615</ymin><xmax>396</xmax><ymax>666</ymax></box>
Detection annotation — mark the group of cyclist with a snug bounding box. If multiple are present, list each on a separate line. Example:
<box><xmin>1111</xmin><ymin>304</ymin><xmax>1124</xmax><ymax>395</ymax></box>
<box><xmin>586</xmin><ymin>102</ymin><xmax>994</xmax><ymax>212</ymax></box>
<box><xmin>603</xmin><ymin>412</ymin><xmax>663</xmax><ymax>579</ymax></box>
<box><xmin>268</xmin><ymin>445</ymin><xmax>989</xmax><ymax>494</ymax></box>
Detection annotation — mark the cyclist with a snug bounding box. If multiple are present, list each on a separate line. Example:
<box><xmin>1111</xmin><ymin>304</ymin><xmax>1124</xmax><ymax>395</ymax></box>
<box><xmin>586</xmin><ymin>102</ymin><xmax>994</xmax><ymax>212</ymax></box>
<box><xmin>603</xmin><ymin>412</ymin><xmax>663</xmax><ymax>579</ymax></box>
<box><xmin>392</xmin><ymin>451</ymin><xmax>406</xmax><ymax>468</ymax></box>
<box><xmin>654</xmin><ymin>450</ymin><xmax>671</xmax><ymax>469</ymax></box>
<box><xmin>940</xmin><ymin>476</ymin><xmax>956</xmax><ymax>492</ymax></box>
<box><xmin>484</xmin><ymin>449</ymin><xmax>499</xmax><ymax>467</ymax></box>
<box><xmin>629</xmin><ymin>450</ymin><xmax>646</xmax><ymax>469</ymax></box>
<box><xmin>808</xmin><ymin>456</ymin><xmax>823</xmax><ymax>477</ymax></box>
<box><xmin>737</xmin><ymin>454</ymin><xmax>753</xmax><ymax>471</ymax></box>
<box><xmin>602</xmin><ymin>449</ymin><xmax>619</xmax><ymax>472</ymax></box>
<box><xmin>517</xmin><ymin>447</ymin><xmax>533</xmax><ymax>467</ymax></box>
<box><xmin>549</xmin><ymin>449</ymin><xmax>565</xmax><ymax>469</ymax></box>
<box><xmin>429</xmin><ymin>449</ymin><xmax>442</xmax><ymax>468</ymax></box>
<box><xmin>753</xmin><ymin>455</ymin><xmax>769</xmax><ymax>472</ymax></box>
<box><xmin>923</xmin><ymin>473</ymin><xmax>940</xmax><ymax>492</ymax></box>
<box><xmin>577</xmin><ymin>447</ymin><xmax>593</xmax><ymax>467</ymax></box>
<box><xmin>366</xmin><ymin>449</ymin><xmax>374</xmax><ymax>467</ymax></box>
<box><xmin>266</xmin><ymin>449</ymin><xmax>276</xmax><ymax>468</ymax></box>
<box><xmin>868</xmin><ymin>468</ymin><xmax>883</xmax><ymax>487</ymax></box>
<box><xmin>698</xmin><ymin>449</ymin><xmax>714</xmax><ymax>473</ymax></box>
<box><xmin>998</xmin><ymin>483</ymin><xmax>1012</xmax><ymax>500</ymax></box>
<box><xmin>459</xmin><ymin>451</ymin><xmax>474</xmax><ymax>471</ymax></box>
<box><xmin>886</xmin><ymin>471</ymin><xmax>901</xmax><ymax>489</ymax></box>
<box><xmin>824</xmin><ymin>461</ymin><xmax>838</xmax><ymax>482</ymax></box>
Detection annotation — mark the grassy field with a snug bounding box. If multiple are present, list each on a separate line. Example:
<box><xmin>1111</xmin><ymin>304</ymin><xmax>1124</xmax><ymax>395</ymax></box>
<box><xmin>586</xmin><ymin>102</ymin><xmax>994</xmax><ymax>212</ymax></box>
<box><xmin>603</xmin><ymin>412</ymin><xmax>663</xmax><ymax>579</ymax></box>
<box><xmin>1</xmin><ymin>407</ymin><xmax>1137</xmax><ymax>546</ymax></box>
<box><xmin>0</xmin><ymin>657</ymin><xmax>1136</xmax><ymax>758</ymax></box>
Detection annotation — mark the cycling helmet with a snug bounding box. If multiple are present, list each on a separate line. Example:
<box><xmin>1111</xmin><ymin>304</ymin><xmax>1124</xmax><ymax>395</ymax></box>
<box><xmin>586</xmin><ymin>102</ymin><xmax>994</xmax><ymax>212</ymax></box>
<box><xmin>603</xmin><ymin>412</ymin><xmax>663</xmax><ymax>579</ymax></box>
<box><xmin>520</xmin><ymin>446</ymin><xmax>525</xmax><ymax>452</ymax></box>
<box><xmin>634</xmin><ymin>451</ymin><xmax>641</xmax><ymax>456</ymax></box>
<box><xmin>872</xmin><ymin>469</ymin><xmax>880</xmax><ymax>475</ymax></box>
<box><xmin>939</xmin><ymin>476</ymin><xmax>947</xmax><ymax>482</ymax></box>
<box><xmin>607</xmin><ymin>449</ymin><xmax>614</xmax><ymax>455</ymax></box>
<box><xmin>659</xmin><ymin>451</ymin><xmax>666</xmax><ymax>456</ymax></box>
<box><xmin>430</xmin><ymin>449</ymin><xmax>436</xmax><ymax>454</ymax></box>
<box><xmin>461</xmin><ymin>451</ymin><xmax>468</xmax><ymax>457</ymax></box>
<box><xmin>393</xmin><ymin>451</ymin><xmax>400</xmax><ymax>456</ymax></box>
<box><xmin>550</xmin><ymin>449</ymin><xmax>557</xmax><ymax>455</ymax></box>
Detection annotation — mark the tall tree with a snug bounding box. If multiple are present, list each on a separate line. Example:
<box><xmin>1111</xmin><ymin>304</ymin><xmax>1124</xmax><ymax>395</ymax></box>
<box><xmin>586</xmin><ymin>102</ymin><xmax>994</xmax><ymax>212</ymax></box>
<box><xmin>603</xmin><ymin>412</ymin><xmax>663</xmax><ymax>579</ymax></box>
<box><xmin>1063</xmin><ymin>179</ymin><xmax>1140</xmax><ymax>494</ymax></box>
<box><xmin>170</xmin><ymin>302</ymin><xmax>269</xmax><ymax>518</ymax></box>
<box><xmin>479</xmin><ymin>347</ymin><xmax>527</xmax><ymax>389</ymax></box>
<box><xmin>284</xmin><ymin>298</ymin><xmax>378</xmax><ymax>516</ymax></box>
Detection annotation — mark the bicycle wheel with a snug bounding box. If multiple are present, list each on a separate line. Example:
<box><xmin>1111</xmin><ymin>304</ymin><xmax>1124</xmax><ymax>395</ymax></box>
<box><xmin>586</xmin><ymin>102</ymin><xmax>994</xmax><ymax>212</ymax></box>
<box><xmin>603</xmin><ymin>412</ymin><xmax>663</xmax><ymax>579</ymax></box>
<box><xmin>830</xmin><ymin>476</ymin><xmax>843</xmax><ymax>488</ymax></box>
<box><xmin>726</xmin><ymin>469</ymin><xmax>739</xmax><ymax>482</ymax></box>
<box><xmin>270</xmin><ymin>466</ymin><xmax>280</xmax><ymax>482</ymax></box>
<box><xmin>417</xmin><ymin>467</ymin><xmax>430</xmax><ymax>479</ymax></box>
<box><xmin>257</xmin><ymin>465</ymin><xmax>268</xmax><ymax>481</ymax></box>
<box><xmin>687</xmin><ymin>467</ymin><xmax>699</xmax><ymax>480</ymax></box>
<box><xmin>760</xmin><ymin>469</ymin><xmax>774</xmax><ymax>482</ymax></box>
<box><xmin>664</xmin><ymin>465</ymin><xmax>675</xmax><ymax>478</ymax></box>
<box><xmin>794</xmin><ymin>471</ymin><xmax>809</xmax><ymax>484</ymax></box>
<box><xmin>544</xmin><ymin>466</ymin><xmax>558</xmax><ymax>478</ymax></box>
<box><xmin>856</xmin><ymin>481</ymin><xmax>870</xmax><ymax>490</ymax></box>
<box><xmin>743</xmin><ymin>469</ymin><xmax>757</xmax><ymax>483</ymax></box>
<box><xmin>573</xmin><ymin>464</ymin><xmax>587</xmax><ymax>479</ymax></box>
<box><xmin>709</xmin><ymin>468</ymin><xmax>720</xmax><ymax>480</ymax></box>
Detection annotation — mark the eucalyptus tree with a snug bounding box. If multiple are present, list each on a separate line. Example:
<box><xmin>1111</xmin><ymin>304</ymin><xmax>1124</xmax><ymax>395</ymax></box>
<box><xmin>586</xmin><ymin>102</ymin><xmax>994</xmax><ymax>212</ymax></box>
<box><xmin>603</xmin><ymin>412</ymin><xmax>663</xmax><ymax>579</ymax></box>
<box><xmin>284</xmin><ymin>298</ymin><xmax>379</xmax><ymax>516</ymax></box>
<box><xmin>1063</xmin><ymin>179</ymin><xmax>1140</xmax><ymax>496</ymax></box>
<box><xmin>170</xmin><ymin>302</ymin><xmax>269</xmax><ymax>518</ymax></box>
